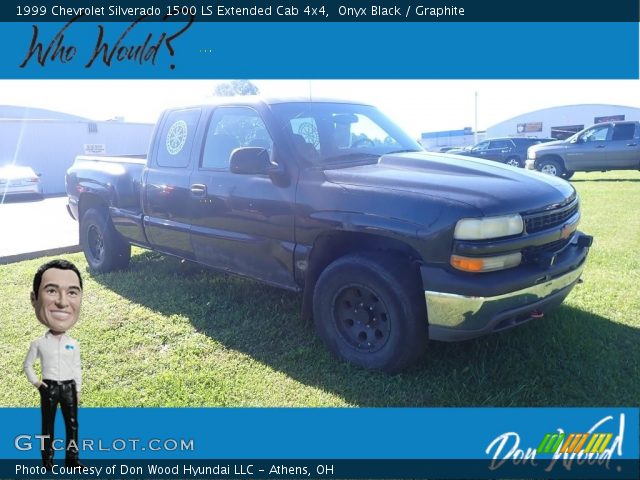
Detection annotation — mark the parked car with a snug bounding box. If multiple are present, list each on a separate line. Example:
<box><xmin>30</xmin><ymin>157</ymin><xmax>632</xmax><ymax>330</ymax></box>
<box><xmin>526</xmin><ymin>121</ymin><xmax>640</xmax><ymax>178</ymax></box>
<box><xmin>0</xmin><ymin>165</ymin><xmax>43</xmax><ymax>199</ymax></box>
<box><xmin>66</xmin><ymin>97</ymin><xmax>592</xmax><ymax>373</ymax></box>
<box><xmin>450</xmin><ymin>137</ymin><xmax>555</xmax><ymax>167</ymax></box>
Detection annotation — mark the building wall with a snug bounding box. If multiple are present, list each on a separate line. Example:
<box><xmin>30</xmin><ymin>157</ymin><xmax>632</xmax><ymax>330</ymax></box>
<box><xmin>486</xmin><ymin>104</ymin><xmax>640</xmax><ymax>140</ymax></box>
<box><xmin>420</xmin><ymin>128</ymin><xmax>482</xmax><ymax>151</ymax></box>
<box><xmin>0</xmin><ymin>119</ymin><xmax>154</xmax><ymax>194</ymax></box>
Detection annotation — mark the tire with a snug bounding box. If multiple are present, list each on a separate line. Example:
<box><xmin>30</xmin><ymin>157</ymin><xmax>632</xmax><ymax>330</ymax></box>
<box><xmin>80</xmin><ymin>208</ymin><xmax>131</xmax><ymax>273</ymax></box>
<box><xmin>312</xmin><ymin>253</ymin><xmax>428</xmax><ymax>373</ymax></box>
<box><xmin>562</xmin><ymin>170</ymin><xmax>575</xmax><ymax>180</ymax></box>
<box><xmin>505</xmin><ymin>156</ymin><xmax>522</xmax><ymax>168</ymax></box>
<box><xmin>538</xmin><ymin>158</ymin><xmax>565</xmax><ymax>177</ymax></box>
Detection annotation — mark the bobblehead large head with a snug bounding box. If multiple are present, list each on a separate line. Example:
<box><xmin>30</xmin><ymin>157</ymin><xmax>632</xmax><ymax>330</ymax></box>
<box><xmin>31</xmin><ymin>268</ymin><xmax>83</xmax><ymax>334</ymax></box>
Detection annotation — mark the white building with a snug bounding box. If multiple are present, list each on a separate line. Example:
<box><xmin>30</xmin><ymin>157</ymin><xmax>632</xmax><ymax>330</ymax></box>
<box><xmin>485</xmin><ymin>104</ymin><xmax>640</xmax><ymax>140</ymax></box>
<box><xmin>0</xmin><ymin>106</ymin><xmax>154</xmax><ymax>195</ymax></box>
<box><xmin>420</xmin><ymin>127</ymin><xmax>483</xmax><ymax>151</ymax></box>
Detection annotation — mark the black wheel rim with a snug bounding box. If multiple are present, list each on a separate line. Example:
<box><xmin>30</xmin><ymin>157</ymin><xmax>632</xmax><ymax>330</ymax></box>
<box><xmin>333</xmin><ymin>285</ymin><xmax>391</xmax><ymax>352</ymax></box>
<box><xmin>87</xmin><ymin>225</ymin><xmax>104</xmax><ymax>263</ymax></box>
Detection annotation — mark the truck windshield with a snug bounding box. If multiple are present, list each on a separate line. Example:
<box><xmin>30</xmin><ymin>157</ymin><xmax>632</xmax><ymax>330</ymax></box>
<box><xmin>270</xmin><ymin>102</ymin><xmax>423</xmax><ymax>166</ymax></box>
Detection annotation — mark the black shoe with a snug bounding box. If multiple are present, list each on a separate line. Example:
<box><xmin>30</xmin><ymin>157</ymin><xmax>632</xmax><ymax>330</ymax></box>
<box><xmin>65</xmin><ymin>459</ymin><xmax>85</xmax><ymax>469</ymax></box>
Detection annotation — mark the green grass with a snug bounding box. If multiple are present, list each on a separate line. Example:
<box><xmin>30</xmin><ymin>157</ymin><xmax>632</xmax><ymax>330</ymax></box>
<box><xmin>1</xmin><ymin>171</ymin><xmax>638</xmax><ymax>407</ymax></box>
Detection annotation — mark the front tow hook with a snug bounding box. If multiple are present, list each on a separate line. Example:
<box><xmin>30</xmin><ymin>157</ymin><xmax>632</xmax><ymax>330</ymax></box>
<box><xmin>577</xmin><ymin>234</ymin><xmax>593</xmax><ymax>248</ymax></box>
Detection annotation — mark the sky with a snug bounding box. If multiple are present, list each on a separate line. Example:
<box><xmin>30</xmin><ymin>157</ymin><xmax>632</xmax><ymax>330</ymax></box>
<box><xmin>1</xmin><ymin>79</ymin><xmax>639</xmax><ymax>139</ymax></box>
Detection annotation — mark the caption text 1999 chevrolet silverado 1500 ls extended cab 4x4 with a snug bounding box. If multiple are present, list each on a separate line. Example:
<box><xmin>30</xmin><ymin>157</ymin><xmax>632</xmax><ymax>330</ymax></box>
<box><xmin>66</xmin><ymin>98</ymin><xmax>593</xmax><ymax>372</ymax></box>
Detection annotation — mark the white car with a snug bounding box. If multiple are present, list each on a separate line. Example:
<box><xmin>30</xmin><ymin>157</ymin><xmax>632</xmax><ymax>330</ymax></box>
<box><xmin>0</xmin><ymin>165</ymin><xmax>43</xmax><ymax>199</ymax></box>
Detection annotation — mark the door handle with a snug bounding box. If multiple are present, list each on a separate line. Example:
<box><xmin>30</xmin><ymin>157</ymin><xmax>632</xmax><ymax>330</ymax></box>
<box><xmin>190</xmin><ymin>184</ymin><xmax>207</xmax><ymax>195</ymax></box>
<box><xmin>596</xmin><ymin>145</ymin><xmax>606</xmax><ymax>148</ymax></box>
<box><xmin>627</xmin><ymin>143</ymin><xmax>638</xmax><ymax>146</ymax></box>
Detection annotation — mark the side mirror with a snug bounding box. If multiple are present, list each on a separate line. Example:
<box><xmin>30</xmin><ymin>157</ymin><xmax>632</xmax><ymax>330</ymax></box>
<box><xmin>230</xmin><ymin>147</ymin><xmax>273</xmax><ymax>175</ymax></box>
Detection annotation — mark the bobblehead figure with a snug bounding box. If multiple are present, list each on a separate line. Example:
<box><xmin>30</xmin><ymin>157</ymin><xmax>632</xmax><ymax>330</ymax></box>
<box><xmin>24</xmin><ymin>259</ymin><xmax>84</xmax><ymax>470</ymax></box>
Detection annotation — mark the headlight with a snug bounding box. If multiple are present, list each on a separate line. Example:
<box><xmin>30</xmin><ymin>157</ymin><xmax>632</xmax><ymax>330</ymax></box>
<box><xmin>454</xmin><ymin>214</ymin><xmax>523</xmax><ymax>240</ymax></box>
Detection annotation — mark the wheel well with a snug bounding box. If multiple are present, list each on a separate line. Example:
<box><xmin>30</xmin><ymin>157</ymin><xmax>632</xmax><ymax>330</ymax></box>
<box><xmin>538</xmin><ymin>154</ymin><xmax>565</xmax><ymax>169</ymax></box>
<box><xmin>301</xmin><ymin>232</ymin><xmax>423</xmax><ymax>320</ymax></box>
<box><xmin>78</xmin><ymin>194</ymin><xmax>108</xmax><ymax>221</ymax></box>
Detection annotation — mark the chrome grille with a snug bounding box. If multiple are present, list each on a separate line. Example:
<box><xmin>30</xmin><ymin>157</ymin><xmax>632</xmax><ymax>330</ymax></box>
<box><xmin>524</xmin><ymin>197</ymin><xmax>579</xmax><ymax>234</ymax></box>
<box><xmin>523</xmin><ymin>239</ymin><xmax>572</xmax><ymax>265</ymax></box>
<box><xmin>526</xmin><ymin>238</ymin><xmax>570</xmax><ymax>254</ymax></box>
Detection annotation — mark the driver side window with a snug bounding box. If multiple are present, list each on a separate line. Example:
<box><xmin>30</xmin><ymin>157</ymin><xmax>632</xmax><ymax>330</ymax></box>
<box><xmin>582</xmin><ymin>125</ymin><xmax>610</xmax><ymax>142</ymax></box>
<box><xmin>473</xmin><ymin>141</ymin><xmax>490</xmax><ymax>151</ymax></box>
<box><xmin>201</xmin><ymin>107</ymin><xmax>273</xmax><ymax>170</ymax></box>
<box><xmin>489</xmin><ymin>140</ymin><xmax>511</xmax><ymax>149</ymax></box>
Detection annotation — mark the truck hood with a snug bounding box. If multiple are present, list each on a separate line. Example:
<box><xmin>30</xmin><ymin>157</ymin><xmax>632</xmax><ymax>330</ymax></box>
<box><xmin>323</xmin><ymin>152</ymin><xmax>575</xmax><ymax>216</ymax></box>
<box><xmin>528</xmin><ymin>139</ymin><xmax>568</xmax><ymax>154</ymax></box>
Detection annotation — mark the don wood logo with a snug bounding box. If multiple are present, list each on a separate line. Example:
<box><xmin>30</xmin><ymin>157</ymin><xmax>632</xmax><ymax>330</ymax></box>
<box><xmin>485</xmin><ymin>414</ymin><xmax>627</xmax><ymax>473</ymax></box>
<box><xmin>537</xmin><ymin>431</ymin><xmax>613</xmax><ymax>455</ymax></box>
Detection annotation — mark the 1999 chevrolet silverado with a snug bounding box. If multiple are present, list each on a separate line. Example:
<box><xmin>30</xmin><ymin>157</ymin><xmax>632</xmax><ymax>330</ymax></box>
<box><xmin>66</xmin><ymin>98</ymin><xmax>592</xmax><ymax>372</ymax></box>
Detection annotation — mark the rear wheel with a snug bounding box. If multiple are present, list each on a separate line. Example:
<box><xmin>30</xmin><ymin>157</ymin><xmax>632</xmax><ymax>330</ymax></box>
<box><xmin>562</xmin><ymin>170</ymin><xmax>575</xmax><ymax>180</ymax></box>
<box><xmin>505</xmin><ymin>156</ymin><xmax>522</xmax><ymax>167</ymax></box>
<box><xmin>312</xmin><ymin>253</ymin><xmax>427</xmax><ymax>373</ymax></box>
<box><xmin>538</xmin><ymin>158</ymin><xmax>565</xmax><ymax>177</ymax></box>
<box><xmin>80</xmin><ymin>208</ymin><xmax>131</xmax><ymax>272</ymax></box>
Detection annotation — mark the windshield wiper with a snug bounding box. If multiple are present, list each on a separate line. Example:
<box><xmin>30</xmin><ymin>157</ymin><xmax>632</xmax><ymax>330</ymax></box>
<box><xmin>321</xmin><ymin>152</ymin><xmax>380</xmax><ymax>164</ymax></box>
<box><xmin>385</xmin><ymin>148</ymin><xmax>422</xmax><ymax>154</ymax></box>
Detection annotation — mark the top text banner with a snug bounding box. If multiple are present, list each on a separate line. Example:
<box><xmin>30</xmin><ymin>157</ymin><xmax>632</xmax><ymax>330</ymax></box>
<box><xmin>3</xmin><ymin>20</ymin><xmax>639</xmax><ymax>79</ymax></box>
<box><xmin>2</xmin><ymin>0</ymin><xmax>639</xmax><ymax>22</ymax></box>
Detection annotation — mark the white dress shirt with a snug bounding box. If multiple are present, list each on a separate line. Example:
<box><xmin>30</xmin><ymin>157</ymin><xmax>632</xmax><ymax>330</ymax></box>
<box><xmin>24</xmin><ymin>331</ymin><xmax>82</xmax><ymax>393</ymax></box>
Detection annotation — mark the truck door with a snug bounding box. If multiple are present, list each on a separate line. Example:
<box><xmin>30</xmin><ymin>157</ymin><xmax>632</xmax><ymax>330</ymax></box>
<box><xmin>487</xmin><ymin>139</ymin><xmax>514</xmax><ymax>162</ymax></box>
<box><xmin>188</xmin><ymin>106</ymin><xmax>298</xmax><ymax>289</ymax></box>
<box><xmin>143</xmin><ymin>108</ymin><xmax>202</xmax><ymax>259</ymax></box>
<box><xmin>606</xmin><ymin>123</ymin><xmax>640</xmax><ymax>169</ymax></box>
<box><xmin>564</xmin><ymin>123</ymin><xmax>611</xmax><ymax>171</ymax></box>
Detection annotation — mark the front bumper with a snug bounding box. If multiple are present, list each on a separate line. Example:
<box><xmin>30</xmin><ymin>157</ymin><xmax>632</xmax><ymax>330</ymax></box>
<box><xmin>66</xmin><ymin>197</ymin><xmax>79</xmax><ymax>221</ymax></box>
<box><xmin>1</xmin><ymin>184</ymin><xmax>42</xmax><ymax>195</ymax></box>
<box><xmin>525</xmin><ymin>159</ymin><xmax>536</xmax><ymax>170</ymax></box>
<box><xmin>424</xmin><ymin>233</ymin><xmax>590</xmax><ymax>341</ymax></box>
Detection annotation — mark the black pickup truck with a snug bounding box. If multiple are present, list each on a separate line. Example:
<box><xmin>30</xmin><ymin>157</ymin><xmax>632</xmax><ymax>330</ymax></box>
<box><xmin>66</xmin><ymin>97</ymin><xmax>592</xmax><ymax>372</ymax></box>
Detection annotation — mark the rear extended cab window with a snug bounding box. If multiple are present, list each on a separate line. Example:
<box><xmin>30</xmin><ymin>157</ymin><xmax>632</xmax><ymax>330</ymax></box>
<box><xmin>156</xmin><ymin>108</ymin><xmax>202</xmax><ymax>168</ymax></box>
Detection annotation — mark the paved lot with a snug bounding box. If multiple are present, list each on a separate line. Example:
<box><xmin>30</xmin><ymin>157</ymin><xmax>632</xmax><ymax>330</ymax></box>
<box><xmin>0</xmin><ymin>195</ymin><xmax>80</xmax><ymax>263</ymax></box>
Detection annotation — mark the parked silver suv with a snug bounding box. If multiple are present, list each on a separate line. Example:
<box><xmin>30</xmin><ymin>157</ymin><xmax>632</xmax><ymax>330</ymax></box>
<box><xmin>526</xmin><ymin>121</ymin><xmax>640</xmax><ymax>179</ymax></box>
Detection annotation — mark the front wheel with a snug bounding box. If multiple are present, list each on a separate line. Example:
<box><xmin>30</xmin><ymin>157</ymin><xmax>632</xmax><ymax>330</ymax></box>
<box><xmin>538</xmin><ymin>158</ymin><xmax>565</xmax><ymax>177</ymax></box>
<box><xmin>80</xmin><ymin>208</ymin><xmax>131</xmax><ymax>273</ymax></box>
<box><xmin>312</xmin><ymin>253</ymin><xmax>427</xmax><ymax>373</ymax></box>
